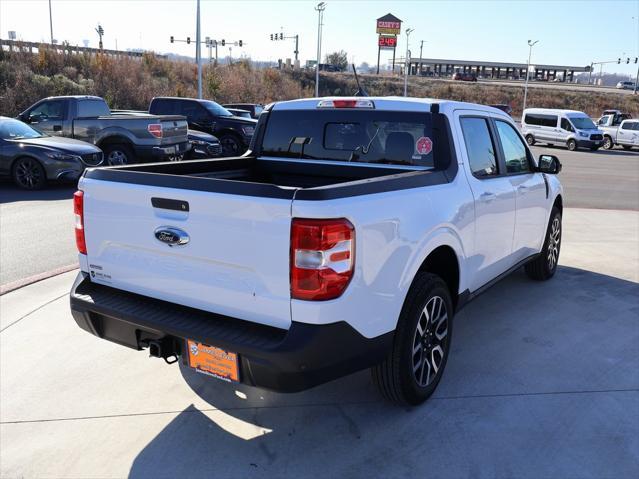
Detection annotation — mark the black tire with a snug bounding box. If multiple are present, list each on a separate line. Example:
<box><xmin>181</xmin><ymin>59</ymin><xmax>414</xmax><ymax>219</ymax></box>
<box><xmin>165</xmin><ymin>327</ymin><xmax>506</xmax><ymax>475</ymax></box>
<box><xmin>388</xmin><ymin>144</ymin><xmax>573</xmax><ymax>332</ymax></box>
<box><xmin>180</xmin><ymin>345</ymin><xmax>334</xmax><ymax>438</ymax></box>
<box><xmin>372</xmin><ymin>273</ymin><xmax>454</xmax><ymax>405</ymax></box>
<box><xmin>602</xmin><ymin>136</ymin><xmax>614</xmax><ymax>150</ymax></box>
<box><xmin>567</xmin><ymin>139</ymin><xmax>577</xmax><ymax>151</ymax></box>
<box><xmin>525</xmin><ymin>134</ymin><xmax>535</xmax><ymax>146</ymax></box>
<box><xmin>218</xmin><ymin>133</ymin><xmax>245</xmax><ymax>157</ymax></box>
<box><xmin>525</xmin><ymin>206</ymin><xmax>562</xmax><ymax>281</ymax></box>
<box><xmin>103</xmin><ymin>143</ymin><xmax>134</xmax><ymax>165</ymax></box>
<box><xmin>12</xmin><ymin>157</ymin><xmax>46</xmax><ymax>190</ymax></box>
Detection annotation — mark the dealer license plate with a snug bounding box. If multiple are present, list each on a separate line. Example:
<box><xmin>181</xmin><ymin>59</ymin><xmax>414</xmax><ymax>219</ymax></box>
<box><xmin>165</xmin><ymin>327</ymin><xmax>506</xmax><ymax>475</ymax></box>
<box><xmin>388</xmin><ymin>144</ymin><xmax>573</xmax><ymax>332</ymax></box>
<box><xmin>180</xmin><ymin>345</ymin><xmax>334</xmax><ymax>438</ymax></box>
<box><xmin>186</xmin><ymin>340</ymin><xmax>239</xmax><ymax>383</ymax></box>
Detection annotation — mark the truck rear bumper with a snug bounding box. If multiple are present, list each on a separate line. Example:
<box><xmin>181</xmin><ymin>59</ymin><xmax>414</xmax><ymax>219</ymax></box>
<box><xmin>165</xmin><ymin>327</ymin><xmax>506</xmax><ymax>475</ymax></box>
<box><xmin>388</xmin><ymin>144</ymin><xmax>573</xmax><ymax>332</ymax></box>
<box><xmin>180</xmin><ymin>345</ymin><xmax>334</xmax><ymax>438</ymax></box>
<box><xmin>70</xmin><ymin>273</ymin><xmax>393</xmax><ymax>393</ymax></box>
<box><xmin>134</xmin><ymin>142</ymin><xmax>191</xmax><ymax>161</ymax></box>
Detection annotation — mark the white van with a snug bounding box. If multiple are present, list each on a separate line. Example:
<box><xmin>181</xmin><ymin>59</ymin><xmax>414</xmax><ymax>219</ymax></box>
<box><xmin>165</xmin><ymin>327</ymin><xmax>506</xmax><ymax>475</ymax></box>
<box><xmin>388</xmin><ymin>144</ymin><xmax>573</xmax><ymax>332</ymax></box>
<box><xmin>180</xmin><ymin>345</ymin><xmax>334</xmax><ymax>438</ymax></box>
<box><xmin>521</xmin><ymin>108</ymin><xmax>604</xmax><ymax>151</ymax></box>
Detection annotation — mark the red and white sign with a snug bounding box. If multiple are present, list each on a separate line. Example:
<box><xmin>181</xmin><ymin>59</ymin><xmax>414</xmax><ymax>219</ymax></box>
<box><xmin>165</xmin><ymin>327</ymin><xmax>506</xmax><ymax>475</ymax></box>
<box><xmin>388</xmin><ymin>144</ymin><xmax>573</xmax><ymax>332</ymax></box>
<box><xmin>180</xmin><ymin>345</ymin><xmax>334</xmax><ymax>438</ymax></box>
<box><xmin>416</xmin><ymin>136</ymin><xmax>433</xmax><ymax>155</ymax></box>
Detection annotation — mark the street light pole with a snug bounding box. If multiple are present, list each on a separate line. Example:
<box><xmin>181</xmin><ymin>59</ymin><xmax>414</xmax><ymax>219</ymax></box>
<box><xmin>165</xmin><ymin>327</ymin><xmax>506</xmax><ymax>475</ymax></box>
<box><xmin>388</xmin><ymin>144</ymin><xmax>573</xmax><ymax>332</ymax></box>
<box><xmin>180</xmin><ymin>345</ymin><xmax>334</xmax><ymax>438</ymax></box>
<box><xmin>48</xmin><ymin>0</ymin><xmax>54</xmax><ymax>44</ymax></box>
<box><xmin>523</xmin><ymin>39</ymin><xmax>538</xmax><ymax>113</ymax></box>
<box><xmin>633</xmin><ymin>16</ymin><xmax>638</xmax><ymax>94</ymax></box>
<box><xmin>419</xmin><ymin>40</ymin><xmax>425</xmax><ymax>75</ymax></box>
<box><xmin>196</xmin><ymin>0</ymin><xmax>202</xmax><ymax>99</ymax></box>
<box><xmin>315</xmin><ymin>2</ymin><xmax>326</xmax><ymax>97</ymax></box>
<box><xmin>404</xmin><ymin>28</ymin><xmax>414</xmax><ymax>97</ymax></box>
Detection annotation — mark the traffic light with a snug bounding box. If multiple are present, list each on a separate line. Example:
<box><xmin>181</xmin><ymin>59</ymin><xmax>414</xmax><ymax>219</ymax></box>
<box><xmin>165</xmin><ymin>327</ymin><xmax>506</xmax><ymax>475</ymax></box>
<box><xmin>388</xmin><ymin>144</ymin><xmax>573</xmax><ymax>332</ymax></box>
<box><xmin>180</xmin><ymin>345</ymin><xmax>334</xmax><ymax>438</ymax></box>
<box><xmin>170</xmin><ymin>36</ymin><xmax>174</xmax><ymax>43</ymax></box>
<box><xmin>627</xmin><ymin>58</ymin><xmax>630</xmax><ymax>64</ymax></box>
<box><xmin>280</xmin><ymin>33</ymin><xmax>283</xmax><ymax>40</ymax></box>
<box><xmin>618</xmin><ymin>58</ymin><xmax>621</xmax><ymax>64</ymax></box>
<box><xmin>270</xmin><ymin>34</ymin><xmax>273</xmax><ymax>40</ymax></box>
<box><xmin>636</xmin><ymin>57</ymin><xmax>638</xmax><ymax>64</ymax></box>
<box><xmin>221</xmin><ymin>39</ymin><xmax>225</xmax><ymax>46</ymax></box>
<box><xmin>239</xmin><ymin>40</ymin><xmax>243</xmax><ymax>47</ymax></box>
<box><xmin>187</xmin><ymin>37</ymin><xmax>191</xmax><ymax>44</ymax></box>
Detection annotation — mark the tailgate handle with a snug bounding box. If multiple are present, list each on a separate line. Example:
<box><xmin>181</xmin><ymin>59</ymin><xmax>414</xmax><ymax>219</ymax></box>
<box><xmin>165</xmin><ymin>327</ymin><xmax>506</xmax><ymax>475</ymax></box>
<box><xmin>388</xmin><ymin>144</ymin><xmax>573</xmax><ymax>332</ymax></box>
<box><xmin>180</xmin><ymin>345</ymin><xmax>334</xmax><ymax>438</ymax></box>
<box><xmin>151</xmin><ymin>197</ymin><xmax>189</xmax><ymax>212</ymax></box>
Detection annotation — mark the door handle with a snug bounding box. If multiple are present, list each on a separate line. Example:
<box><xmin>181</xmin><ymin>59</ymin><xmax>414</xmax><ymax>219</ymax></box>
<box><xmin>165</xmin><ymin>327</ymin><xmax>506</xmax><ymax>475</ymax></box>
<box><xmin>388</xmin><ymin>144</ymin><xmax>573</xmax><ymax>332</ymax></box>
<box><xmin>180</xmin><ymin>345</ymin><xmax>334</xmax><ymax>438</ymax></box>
<box><xmin>518</xmin><ymin>184</ymin><xmax>529</xmax><ymax>191</ymax></box>
<box><xmin>53</xmin><ymin>125</ymin><xmax>62</xmax><ymax>131</ymax></box>
<box><xmin>479</xmin><ymin>192</ymin><xmax>496</xmax><ymax>202</ymax></box>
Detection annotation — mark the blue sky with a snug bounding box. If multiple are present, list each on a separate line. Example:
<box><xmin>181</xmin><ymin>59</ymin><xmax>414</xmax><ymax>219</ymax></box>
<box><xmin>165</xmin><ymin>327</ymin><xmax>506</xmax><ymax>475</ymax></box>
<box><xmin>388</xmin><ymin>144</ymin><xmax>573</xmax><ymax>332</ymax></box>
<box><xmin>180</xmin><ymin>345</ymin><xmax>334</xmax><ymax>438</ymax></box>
<box><xmin>1</xmin><ymin>0</ymin><xmax>638</xmax><ymax>76</ymax></box>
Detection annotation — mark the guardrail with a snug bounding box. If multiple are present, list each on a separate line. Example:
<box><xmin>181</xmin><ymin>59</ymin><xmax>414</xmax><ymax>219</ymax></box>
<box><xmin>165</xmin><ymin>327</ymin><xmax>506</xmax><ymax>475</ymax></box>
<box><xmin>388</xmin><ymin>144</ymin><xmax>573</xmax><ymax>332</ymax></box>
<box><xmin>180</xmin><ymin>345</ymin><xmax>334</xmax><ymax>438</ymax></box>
<box><xmin>0</xmin><ymin>39</ymin><xmax>166</xmax><ymax>59</ymax></box>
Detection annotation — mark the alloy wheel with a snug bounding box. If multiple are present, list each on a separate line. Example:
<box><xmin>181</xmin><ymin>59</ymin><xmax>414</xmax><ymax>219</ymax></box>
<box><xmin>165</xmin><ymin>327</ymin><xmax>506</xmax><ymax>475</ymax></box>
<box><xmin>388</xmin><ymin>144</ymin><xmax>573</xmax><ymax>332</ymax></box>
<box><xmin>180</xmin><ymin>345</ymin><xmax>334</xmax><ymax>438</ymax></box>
<box><xmin>412</xmin><ymin>295</ymin><xmax>449</xmax><ymax>387</ymax></box>
<box><xmin>220</xmin><ymin>137</ymin><xmax>240</xmax><ymax>156</ymax></box>
<box><xmin>107</xmin><ymin>150</ymin><xmax>128</xmax><ymax>165</ymax></box>
<box><xmin>15</xmin><ymin>159</ymin><xmax>43</xmax><ymax>189</ymax></box>
<box><xmin>602</xmin><ymin>137</ymin><xmax>613</xmax><ymax>150</ymax></box>
<box><xmin>547</xmin><ymin>217</ymin><xmax>561</xmax><ymax>270</ymax></box>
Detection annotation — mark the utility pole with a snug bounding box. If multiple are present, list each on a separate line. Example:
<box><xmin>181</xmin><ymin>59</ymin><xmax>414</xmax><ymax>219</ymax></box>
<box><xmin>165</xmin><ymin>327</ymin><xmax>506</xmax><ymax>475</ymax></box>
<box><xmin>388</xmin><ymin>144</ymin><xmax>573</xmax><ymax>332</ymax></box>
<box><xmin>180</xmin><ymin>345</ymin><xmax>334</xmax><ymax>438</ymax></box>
<box><xmin>196</xmin><ymin>0</ymin><xmax>202</xmax><ymax>99</ymax></box>
<box><xmin>315</xmin><ymin>2</ymin><xmax>326</xmax><ymax>97</ymax></box>
<box><xmin>404</xmin><ymin>28</ymin><xmax>413</xmax><ymax>97</ymax></box>
<box><xmin>48</xmin><ymin>0</ymin><xmax>54</xmax><ymax>44</ymax></box>
<box><xmin>419</xmin><ymin>40</ymin><xmax>424</xmax><ymax>75</ymax></box>
<box><xmin>523</xmin><ymin>39</ymin><xmax>538</xmax><ymax>113</ymax></box>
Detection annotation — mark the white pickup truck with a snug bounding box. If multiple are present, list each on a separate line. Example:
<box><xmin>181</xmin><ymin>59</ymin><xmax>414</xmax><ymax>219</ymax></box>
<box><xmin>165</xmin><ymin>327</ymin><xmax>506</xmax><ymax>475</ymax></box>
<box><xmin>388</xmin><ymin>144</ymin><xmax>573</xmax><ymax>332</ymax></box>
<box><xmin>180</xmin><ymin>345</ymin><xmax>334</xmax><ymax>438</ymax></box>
<box><xmin>70</xmin><ymin>97</ymin><xmax>563</xmax><ymax>405</ymax></box>
<box><xmin>597</xmin><ymin>114</ymin><xmax>639</xmax><ymax>150</ymax></box>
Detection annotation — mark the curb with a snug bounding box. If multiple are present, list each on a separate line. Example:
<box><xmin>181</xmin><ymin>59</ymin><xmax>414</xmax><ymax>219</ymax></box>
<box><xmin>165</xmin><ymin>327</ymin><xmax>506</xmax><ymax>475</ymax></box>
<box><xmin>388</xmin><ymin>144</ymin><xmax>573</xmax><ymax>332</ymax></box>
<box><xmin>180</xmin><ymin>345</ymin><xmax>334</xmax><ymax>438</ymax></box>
<box><xmin>0</xmin><ymin>264</ymin><xmax>78</xmax><ymax>296</ymax></box>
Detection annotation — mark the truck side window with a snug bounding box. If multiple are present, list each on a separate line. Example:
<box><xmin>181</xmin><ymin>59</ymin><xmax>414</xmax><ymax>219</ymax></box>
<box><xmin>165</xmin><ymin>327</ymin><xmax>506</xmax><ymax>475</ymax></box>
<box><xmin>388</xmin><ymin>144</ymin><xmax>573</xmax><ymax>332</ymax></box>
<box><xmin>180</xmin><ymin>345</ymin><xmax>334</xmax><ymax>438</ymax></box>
<box><xmin>29</xmin><ymin>100</ymin><xmax>65</xmax><ymax>121</ymax></box>
<box><xmin>621</xmin><ymin>122</ymin><xmax>634</xmax><ymax>130</ymax></box>
<box><xmin>495</xmin><ymin>121</ymin><xmax>532</xmax><ymax>174</ymax></box>
<box><xmin>181</xmin><ymin>101</ymin><xmax>209</xmax><ymax>123</ymax></box>
<box><xmin>77</xmin><ymin>100</ymin><xmax>110</xmax><ymax>118</ymax></box>
<box><xmin>460</xmin><ymin>117</ymin><xmax>498</xmax><ymax>177</ymax></box>
<box><xmin>560</xmin><ymin>118</ymin><xmax>574</xmax><ymax>132</ymax></box>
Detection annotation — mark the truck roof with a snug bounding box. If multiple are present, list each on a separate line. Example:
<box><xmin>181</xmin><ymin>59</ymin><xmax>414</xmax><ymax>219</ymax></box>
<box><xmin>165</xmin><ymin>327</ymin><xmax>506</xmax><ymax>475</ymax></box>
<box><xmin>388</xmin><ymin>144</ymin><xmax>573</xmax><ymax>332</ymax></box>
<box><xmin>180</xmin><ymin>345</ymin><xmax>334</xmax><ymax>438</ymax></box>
<box><xmin>43</xmin><ymin>95</ymin><xmax>104</xmax><ymax>101</ymax></box>
<box><xmin>271</xmin><ymin>96</ymin><xmax>507</xmax><ymax>115</ymax></box>
<box><xmin>523</xmin><ymin>107</ymin><xmax>588</xmax><ymax>116</ymax></box>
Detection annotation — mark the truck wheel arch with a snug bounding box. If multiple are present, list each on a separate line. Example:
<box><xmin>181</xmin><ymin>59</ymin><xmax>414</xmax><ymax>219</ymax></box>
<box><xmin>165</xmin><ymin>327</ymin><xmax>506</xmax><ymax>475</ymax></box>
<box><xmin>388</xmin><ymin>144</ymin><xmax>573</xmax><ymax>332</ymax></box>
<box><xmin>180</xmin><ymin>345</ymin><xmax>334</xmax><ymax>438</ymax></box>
<box><xmin>97</xmin><ymin>135</ymin><xmax>134</xmax><ymax>150</ymax></box>
<box><xmin>415</xmin><ymin>245</ymin><xmax>461</xmax><ymax>311</ymax></box>
<box><xmin>553</xmin><ymin>194</ymin><xmax>563</xmax><ymax>214</ymax></box>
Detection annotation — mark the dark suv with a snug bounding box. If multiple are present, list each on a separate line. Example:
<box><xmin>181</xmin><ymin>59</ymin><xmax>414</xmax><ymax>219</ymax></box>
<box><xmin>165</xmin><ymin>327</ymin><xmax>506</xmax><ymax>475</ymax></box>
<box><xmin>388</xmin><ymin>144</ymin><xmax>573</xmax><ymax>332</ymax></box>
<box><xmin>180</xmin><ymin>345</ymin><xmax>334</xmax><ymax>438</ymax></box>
<box><xmin>149</xmin><ymin>97</ymin><xmax>257</xmax><ymax>156</ymax></box>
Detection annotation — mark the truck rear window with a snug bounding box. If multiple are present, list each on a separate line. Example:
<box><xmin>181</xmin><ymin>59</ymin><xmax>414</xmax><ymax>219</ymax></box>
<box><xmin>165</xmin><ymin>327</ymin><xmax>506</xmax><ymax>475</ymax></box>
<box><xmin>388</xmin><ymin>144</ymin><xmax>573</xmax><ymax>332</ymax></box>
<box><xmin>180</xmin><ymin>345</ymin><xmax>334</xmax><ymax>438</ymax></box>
<box><xmin>261</xmin><ymin>110</ymin><xmax>435</xmax><ymax>167</ymax></box>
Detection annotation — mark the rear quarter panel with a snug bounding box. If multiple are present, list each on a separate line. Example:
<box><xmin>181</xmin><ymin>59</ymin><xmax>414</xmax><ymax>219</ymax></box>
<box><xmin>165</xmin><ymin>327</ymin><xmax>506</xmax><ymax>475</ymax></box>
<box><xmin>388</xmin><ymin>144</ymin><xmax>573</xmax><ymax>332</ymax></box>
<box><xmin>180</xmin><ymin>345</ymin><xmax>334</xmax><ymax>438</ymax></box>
<box><xmin>291</xmin><ymin>172</ymin><xmax>475</xmax><ymax>339</ymax></box>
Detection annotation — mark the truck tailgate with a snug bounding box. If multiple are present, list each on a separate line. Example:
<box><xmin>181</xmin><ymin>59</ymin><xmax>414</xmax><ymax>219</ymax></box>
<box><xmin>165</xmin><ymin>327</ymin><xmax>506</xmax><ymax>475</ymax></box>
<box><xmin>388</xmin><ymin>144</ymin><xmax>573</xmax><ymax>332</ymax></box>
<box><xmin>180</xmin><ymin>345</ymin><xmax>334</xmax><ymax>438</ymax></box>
<box><xmin>80</xmin><ymin>177</ymin><xmax>292</xmax><ymax>330</ymax></box>
<box><xmin>158</xmin><ymin>116</ymin><xmax>188</xmax><ymax>145</ymax></box>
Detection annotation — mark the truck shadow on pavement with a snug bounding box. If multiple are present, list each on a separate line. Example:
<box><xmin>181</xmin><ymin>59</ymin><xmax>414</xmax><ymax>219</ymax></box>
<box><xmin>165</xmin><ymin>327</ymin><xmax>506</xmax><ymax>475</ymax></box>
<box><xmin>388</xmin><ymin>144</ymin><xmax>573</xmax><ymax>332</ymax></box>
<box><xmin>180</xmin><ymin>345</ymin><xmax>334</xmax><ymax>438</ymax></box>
<box><xmin>0</xmin><ymin>180</ymin><xmax>75</xmax><ymax>203</ymax></box>
<box><xmin>128</xmin><ymin>266</ymin><xmax>639</xmax><ymax>478</ymax></box>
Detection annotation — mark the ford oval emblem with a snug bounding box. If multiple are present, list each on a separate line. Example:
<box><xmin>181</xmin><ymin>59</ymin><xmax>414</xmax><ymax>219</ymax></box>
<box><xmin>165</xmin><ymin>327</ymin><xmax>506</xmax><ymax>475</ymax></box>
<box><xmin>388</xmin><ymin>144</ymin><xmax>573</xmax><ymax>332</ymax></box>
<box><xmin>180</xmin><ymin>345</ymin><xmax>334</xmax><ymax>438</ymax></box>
<box><xmin>154</xmin><ymin>226</ymin><xmax>189</xmax><ymax>247</ymax></box>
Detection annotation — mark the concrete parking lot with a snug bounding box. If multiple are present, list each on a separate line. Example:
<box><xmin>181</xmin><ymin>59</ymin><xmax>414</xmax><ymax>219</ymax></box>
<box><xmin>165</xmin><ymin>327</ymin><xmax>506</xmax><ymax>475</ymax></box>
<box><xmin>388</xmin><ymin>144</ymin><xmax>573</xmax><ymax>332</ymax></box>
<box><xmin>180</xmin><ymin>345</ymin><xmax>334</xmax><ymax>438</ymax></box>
<box><xmin>1</xmin><ymin>207</ymin><xmax>637</xmax><ymax>478</ymax></box>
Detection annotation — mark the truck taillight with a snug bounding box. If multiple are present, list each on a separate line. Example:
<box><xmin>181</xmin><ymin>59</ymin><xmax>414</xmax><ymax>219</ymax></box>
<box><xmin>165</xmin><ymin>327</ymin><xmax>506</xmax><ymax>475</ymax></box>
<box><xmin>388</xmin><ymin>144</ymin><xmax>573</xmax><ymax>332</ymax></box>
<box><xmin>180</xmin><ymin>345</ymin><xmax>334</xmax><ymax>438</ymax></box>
<box><xmin>148</xmin><ymin>123</ymin><xmax>163</xmax><ymax>138</ymax></box>
<box><xmin>74</xmin><ymin>190</ymin><xmax>86</xmax><ymax>254</ymax></box>
<box><xmin>291</xmin><ymin>218</ymin><xmax>355</xmax><ymax>301</ymax></box>
<box><xmin>317</xmin><ymin>99</ymin><xmax>375</xmax><ymax>109</ymax></box>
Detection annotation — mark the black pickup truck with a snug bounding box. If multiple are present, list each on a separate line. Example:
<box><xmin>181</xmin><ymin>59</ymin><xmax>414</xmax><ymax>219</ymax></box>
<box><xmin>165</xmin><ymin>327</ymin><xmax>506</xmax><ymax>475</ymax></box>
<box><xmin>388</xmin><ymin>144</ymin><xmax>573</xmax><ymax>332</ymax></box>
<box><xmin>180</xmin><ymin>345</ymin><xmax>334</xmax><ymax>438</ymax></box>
<box><xmin>18</xmin><ymin>96</ymin><xmax>189</xmax><ymax>165</ymax></box>
<box><xmin>149</xmin><ymin>97</ymin><xmax>257</xmax><ymax>156</ymax></box>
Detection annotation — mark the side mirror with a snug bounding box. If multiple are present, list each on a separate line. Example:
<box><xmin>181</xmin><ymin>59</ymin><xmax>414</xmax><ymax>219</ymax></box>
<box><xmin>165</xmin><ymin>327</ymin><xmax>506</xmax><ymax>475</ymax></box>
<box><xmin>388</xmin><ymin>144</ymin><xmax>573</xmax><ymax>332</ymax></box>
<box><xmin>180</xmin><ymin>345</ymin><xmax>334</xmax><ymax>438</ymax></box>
<box><xmin>537</xmin><ymin>154</ymin><xmax>562</xmax><ymax>174</ymax></box>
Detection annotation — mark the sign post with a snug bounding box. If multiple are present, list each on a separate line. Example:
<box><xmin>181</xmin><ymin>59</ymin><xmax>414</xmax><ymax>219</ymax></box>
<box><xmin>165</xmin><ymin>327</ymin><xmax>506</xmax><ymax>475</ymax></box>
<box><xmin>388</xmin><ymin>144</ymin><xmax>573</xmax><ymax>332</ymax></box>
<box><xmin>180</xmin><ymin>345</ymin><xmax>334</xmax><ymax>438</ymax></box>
<box><xmin>375</xmin><ymin>14</ymin><xmax>401</xmax><ymax>74</ymax></box>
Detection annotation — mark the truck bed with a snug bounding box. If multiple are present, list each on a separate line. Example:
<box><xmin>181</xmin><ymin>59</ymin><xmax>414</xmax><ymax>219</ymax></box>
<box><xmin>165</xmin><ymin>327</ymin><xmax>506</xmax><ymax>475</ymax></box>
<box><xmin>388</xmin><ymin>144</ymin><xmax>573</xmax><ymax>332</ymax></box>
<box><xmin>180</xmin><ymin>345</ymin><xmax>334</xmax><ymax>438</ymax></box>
<box><xmin>83</xmin><ymin>156</ymin><xmax>447</xmax><ymax>201</ymax></box>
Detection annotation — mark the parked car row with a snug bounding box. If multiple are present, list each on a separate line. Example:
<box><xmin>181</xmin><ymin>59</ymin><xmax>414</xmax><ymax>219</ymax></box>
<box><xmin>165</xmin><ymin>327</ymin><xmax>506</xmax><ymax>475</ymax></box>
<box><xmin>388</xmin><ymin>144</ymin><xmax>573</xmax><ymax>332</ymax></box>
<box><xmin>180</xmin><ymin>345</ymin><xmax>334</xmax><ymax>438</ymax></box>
<box><xmin>2</xmin><ymin>95</ymin><xmax>263</xmax><ymax>189</ymax></box>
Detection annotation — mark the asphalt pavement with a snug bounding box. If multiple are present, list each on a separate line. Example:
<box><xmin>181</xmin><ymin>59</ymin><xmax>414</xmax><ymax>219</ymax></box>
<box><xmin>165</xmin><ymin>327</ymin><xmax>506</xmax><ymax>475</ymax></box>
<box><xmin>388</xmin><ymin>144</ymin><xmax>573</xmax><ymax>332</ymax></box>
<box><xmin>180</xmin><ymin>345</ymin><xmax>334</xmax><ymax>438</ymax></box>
<box><xmin>0</xmin><ymin>147</ymin><xmax>637</xmax><ymax>289</ymax></box>
<box><xmin>0</xmin><ymin>182</ymin><xmax>77</xmax><ymax>288</ymax></box>
<box><xmin>1</xmin><ymin>208</ymin><xmax>637</xmax><ymax>478</ymax></box>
